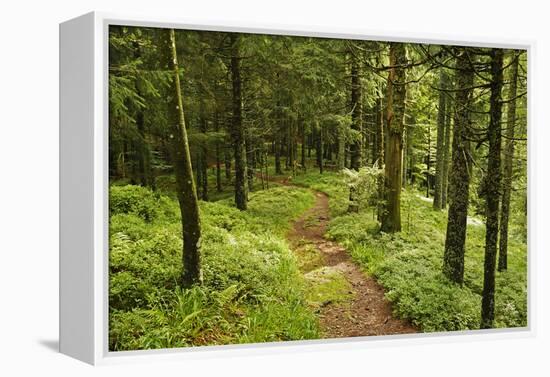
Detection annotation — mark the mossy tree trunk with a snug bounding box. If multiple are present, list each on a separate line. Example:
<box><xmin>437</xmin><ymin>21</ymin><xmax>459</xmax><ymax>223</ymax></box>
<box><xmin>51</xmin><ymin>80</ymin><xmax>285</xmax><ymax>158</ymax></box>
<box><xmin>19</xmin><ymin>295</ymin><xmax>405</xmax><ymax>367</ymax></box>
<box><xmin>498</xmin><ymin>51</ymin><xmax>520</xmax><ymax>271</ymax></box>
<box><xmin>433</xmin><ymin>68</ymin><xmax>448</xmax><ymax>209</ymax></box>
<box><xmin>230</xmin><ymin>33</ymin><xmax>248</xmax><ymax>210</ymax></box>
<box><xmin>380</xmin><ymin>43</ymin><xmax>407</xmax><ymax>233</ymax></box>
<box><xmin>443</xmin><ymin>49</ymin><xmax>475</xmax><ymax>284</ymax></box>
<box><xmin>163</xmin><ymin>29</ymin><xmax>202</xmax><ymax>286</ymax></box>
<box><xmin>481</xmin><ymin>48</ymin><xmax>504</xmax><ymax>329</ymax></box>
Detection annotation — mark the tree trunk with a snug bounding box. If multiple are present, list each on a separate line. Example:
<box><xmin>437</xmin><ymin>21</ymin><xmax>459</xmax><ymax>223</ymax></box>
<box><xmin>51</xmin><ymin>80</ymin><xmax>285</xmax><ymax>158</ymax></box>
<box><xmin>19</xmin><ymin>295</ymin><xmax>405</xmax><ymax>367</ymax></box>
<box><xmin>316</xmin><ymin>123</ymin><xmax>324</xmax><ymax>174</ymax></box>
<box><xmin>350</xmin><ymin>51</ymin><xmax>363</xmax><ymax>170</ymax></box>
<box><xmin>164</xmin><ymin>29</ymin><xmax>202</xmax><ymax>286</ymax></box>
<box><xmin>402</xmin><ymin>124</ymin><xmax>407</xmax><ymax>188</ymax></box>
<box><xmin>275</xmin><ymin>136</ymin><xmax>282</xmax><ymax>174</ymax></box>
<box><xmin>375</xmin><ymin>96</ymin><xmax>385</xmax><ymax>221</ymax></box>
<box><xmin>443</xmin><ymin>49</ymin><xmax>475</xmax><ymax>284</ymax></box>
<box><xmin>498</xmin><ymin>51</ymin><xmax>519</xmax><ymax>272</ymax></box>
<box><xmin>301</xmin><ymin>124</ymin><xmax>307</xmax><ymax>170</ymax></box>
<box><xmin>199</xmin><ymin>111</ymin><xmax>208</xmax><ymax>201</ymax></box>
<box><xmin>224</xmin><ymin>148</ymin><xmax>231</xmax><ymax>181</ymax></box>
<box><xmin>337</xmin><ymin>127</ymin><xmax>346</xmax><ymax>170</ymax></box>
<box><xmin>441</xmin><ymin>83</ymin><xmax>453</xmax><ymax>208</ymax></box>
<box><xmin>136</xmin><ymin>111</ymin><xmax>148</xmax><ymax>187</ymax></box>
<box><xmin>481</xmin><ymin>48</ymin><xmax>504</xmax><ymax>329</ymax></box>
<box><xmin>426</xmin><ymin>123</ymin><xmax>431</xmax><ymax>198</ymax></box>
<box><xmin>201</xmin><ymin>156</ymin><xmax>208</xmax><ymax>201</ymax></box>
<box><xmin>132</xmin><ymin>40</ymin><xmax>152</xmax><ymax>188</ymax></box>
<box><xmin>214</xmin><ymin>113</ymin><xmax>222</xmax><ymax>192</ymax></box>
<box><xmin>230</xmin><ymin>34</ymin><xmax>248</xmax><ymax>210</ymax></box>
<box><xmin>380</xmin><ymin>43</ymin><xmax>407</xmax><ymax>233</ymax></box>
<box><xmin>434</xmin><ymin>68</ymin><xmax>448</xmax><ymax>209</ymax></box>
<box><xmin>246</xmin><ymin>135</ymin><xmax>254</xmax><ymax>192</ymax></box>
<box><xmin>406</xmin><ymin>119</ymin><xmax>414</xmax><ymax>186</ymax></box>
<box><xmin>196</xmin><ymin>151</ymin><xmax>202</xmax><ymax>199</ymax></box>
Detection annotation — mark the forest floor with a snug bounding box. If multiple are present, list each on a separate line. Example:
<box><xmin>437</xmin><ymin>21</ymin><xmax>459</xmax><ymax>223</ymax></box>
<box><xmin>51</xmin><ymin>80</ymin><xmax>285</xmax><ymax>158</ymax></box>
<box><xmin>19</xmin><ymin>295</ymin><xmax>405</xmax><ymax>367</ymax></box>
<box><xmin>283</xmin><ymin>183</ymin><xmax>417</xmax><ymax>338</ymax></box>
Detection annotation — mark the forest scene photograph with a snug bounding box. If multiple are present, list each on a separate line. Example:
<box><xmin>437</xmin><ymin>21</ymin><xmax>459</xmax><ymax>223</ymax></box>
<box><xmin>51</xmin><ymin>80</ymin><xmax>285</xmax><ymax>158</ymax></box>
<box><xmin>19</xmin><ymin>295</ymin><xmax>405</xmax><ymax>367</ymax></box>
<box><xmin>108</xmin><ymin>25</ymin><xmax>528</xmax><ymax>351</ymax></box>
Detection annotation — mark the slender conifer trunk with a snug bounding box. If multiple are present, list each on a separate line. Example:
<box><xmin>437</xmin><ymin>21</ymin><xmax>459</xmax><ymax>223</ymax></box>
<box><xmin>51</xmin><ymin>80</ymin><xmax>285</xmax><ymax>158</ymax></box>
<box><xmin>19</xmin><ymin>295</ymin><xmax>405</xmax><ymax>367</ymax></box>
<box><xmin>230</xmin><ymin>34</ymin><xmax>248</xmax><ymax>210</ymax></box>
<box><xmin>443</xmin><ymin>49</ymin><xmax>475</xmax><ymax>284</ymax></box>
<box><xmin>163</xmin><ymin>29</ymin><xmax>202</xmax><ymax>286</ymax></box>
<box><xmin>498</xmin><ymin>51</ymin><xmax>520</xmax><ymax>271</ymax></box>
<box><xmin>381</xmin><ymin>43</ymin><xmax>407</xmax><ymax>233</ymax></box>
<box><xmin>481</xmin><ymin>48</ymin><xmax>504</xmax><ymax>329</ymax></box>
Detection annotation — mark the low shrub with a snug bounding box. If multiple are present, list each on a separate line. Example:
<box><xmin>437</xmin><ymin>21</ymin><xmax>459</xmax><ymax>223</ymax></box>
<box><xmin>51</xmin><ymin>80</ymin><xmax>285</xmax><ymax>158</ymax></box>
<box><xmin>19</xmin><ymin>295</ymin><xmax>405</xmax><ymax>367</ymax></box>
<box><xmin>109</xmin><ymin>185</ymin><xmax>161</xmax><ymax>222</ymax></box>
<box><xmin>109</xmin><ymin>184</ymin><xmax>319</xmax><ymax>350</ymax></box>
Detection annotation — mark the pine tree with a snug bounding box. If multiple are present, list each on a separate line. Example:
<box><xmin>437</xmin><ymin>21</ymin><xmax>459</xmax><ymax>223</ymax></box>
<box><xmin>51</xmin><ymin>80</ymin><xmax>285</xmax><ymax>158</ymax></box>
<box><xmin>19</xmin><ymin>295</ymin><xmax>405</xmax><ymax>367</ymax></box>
<box><xmin>230</xmin><ymin>33</ymin><xmax>248</xmax><ymax>210</ymax></box>
<box><xmin>443</xmin><ymin>48</ymin><xmax>475</xmax><ymax>284</ymax></box>
<box><xmin>380</xmin><ymin>42</ymin><xmax>407</xmax><ymax>233</ymax></box>
<box><xmin>498</xmin><ymin>51</ymin><xmax>520</xmax><ymax>271</ymax></box>
<box><xmin>481</xmin><ymin>48</ymin><xmax>504</xmax><ymax>329</ymax></box>
<box><xmin>433</xmin><ymin>68</ymin><xmax>448</xmax><ymax>209</ymax></box>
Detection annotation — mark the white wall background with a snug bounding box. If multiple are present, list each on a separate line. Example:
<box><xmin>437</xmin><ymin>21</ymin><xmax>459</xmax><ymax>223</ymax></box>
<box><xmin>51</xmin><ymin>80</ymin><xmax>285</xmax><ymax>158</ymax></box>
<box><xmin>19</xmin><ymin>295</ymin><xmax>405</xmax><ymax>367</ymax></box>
<box><xmin>0</xmin><ymin>0</ymin><xmax>547</xmax><ymax>375</ymax></box>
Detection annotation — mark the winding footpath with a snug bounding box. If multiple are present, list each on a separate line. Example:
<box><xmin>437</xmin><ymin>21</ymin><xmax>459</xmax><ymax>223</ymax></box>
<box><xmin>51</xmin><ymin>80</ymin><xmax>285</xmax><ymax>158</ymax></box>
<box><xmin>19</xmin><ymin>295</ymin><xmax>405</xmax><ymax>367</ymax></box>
<box><xmin>286</xmin><ymin>187</ymin><xmax>417</xmax><ymax>338</ymax></box>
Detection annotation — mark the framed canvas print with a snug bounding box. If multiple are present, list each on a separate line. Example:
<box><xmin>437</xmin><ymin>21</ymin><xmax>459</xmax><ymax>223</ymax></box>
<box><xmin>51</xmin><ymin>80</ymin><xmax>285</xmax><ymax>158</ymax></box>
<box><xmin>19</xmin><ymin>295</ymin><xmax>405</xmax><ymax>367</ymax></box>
<box><xmin>59</xmin><ymin>12</ymin><xmax>532</xmax><ymax>365</ymax></box>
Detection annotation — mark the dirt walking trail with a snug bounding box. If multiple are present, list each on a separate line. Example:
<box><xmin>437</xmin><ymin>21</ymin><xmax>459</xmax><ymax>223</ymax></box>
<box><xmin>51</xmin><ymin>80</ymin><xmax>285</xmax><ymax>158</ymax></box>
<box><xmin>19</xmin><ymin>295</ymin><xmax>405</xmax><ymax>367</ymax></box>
<box><xmin>286</xmin><ymin>187</ymin><xmax>417</xmax><ymax>338</ymax></box>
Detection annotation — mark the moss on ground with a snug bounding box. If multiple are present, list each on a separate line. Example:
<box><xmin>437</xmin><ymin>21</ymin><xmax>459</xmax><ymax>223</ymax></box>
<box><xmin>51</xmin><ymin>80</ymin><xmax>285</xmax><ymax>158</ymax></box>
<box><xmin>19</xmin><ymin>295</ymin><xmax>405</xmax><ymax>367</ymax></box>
<box><xmin>304</xmin><ymin>267</ymin><xmax>354</xmax><ymax>309</ymax></box>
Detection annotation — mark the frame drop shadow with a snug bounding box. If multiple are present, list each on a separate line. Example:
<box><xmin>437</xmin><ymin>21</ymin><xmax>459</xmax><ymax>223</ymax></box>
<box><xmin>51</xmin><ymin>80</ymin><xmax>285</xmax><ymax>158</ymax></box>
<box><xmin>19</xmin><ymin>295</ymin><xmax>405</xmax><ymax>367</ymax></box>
<box><xmin>38</xmin><ymin>339</ymin><xmax>59</xmax><ymax>353</ymax></box>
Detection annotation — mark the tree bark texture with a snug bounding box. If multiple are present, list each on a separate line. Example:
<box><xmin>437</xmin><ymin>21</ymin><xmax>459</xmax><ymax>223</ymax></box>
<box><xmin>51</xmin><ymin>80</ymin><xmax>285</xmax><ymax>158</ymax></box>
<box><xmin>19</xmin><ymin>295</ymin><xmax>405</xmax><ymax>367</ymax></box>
<box><xmin>498</xmin><ymin>51</ymin><xmax>519</xmax><ymax>272</ymax></box>
<box><xmin>434</xmin><ymin>68</ymin><xmax>448</xmax><ymax>209</ymax></box>
<box><xmin>481</xmin><ymin>48</ymin><xmax>504</xmax><ymax>329</ymax></box>
<box><xmin>443</xmin><ymin>49</ymin><xmax>475</xmax><ymax>284</ymax></box>
<box><xmin>230</xmin><ymin>34</ymin><xmax>248</xmax><ymax>210</ymax></box>
<box><xmin>441</xmin><ymin>83</ymin><xmax>453</xmax><ymax>208</ymax></box>
<box><xmin>380</xmin><ymin>43</ymin><xmax>407</xmax><ymax>233</ymax></box>
<box><xmin>164</xmin><ymin>29</ymin><xmax>202</xmax><ymax>286</ymax></box>
<box><xmin>350</xmin><ymin>52</ymin><xmax>363</xmax><ymax>170</ymax></box>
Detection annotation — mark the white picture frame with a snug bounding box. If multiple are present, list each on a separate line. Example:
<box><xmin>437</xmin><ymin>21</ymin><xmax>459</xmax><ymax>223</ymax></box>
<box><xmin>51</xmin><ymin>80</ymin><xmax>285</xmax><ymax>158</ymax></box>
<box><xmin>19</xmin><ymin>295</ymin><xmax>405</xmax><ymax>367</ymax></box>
<box><xmin>59</xmin><ymin>11</ymin><xmax>535</xmax><ymax>365</ymax></box>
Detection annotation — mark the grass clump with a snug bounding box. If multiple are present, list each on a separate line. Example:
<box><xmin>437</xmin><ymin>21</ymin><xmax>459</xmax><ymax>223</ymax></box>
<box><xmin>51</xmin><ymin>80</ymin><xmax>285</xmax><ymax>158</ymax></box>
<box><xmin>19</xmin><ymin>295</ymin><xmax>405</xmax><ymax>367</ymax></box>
<box><xmin>109</xmin><ymin>184</ymin><xmax>319</xmax><ymax>350</ymax></box>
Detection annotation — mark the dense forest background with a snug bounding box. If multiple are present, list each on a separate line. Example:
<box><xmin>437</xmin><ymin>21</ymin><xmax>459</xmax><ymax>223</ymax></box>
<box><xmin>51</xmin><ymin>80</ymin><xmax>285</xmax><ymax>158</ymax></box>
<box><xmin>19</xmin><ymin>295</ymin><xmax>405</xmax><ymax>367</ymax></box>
<box><xmin>108</xmin><ymin>25</ymin><xmax>527</xmax><ymax>351</ymax></box>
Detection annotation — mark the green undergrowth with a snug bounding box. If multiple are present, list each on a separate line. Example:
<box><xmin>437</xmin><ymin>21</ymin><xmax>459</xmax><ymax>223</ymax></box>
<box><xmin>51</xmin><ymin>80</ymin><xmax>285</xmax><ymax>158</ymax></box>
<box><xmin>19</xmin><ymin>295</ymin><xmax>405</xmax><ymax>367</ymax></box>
<box><xmin>294</xmin><ymin>172</ymin><xmax>528</xmax><ymax>332</ymax></box>
<box><xmin>109</xmin><ymin>184</ymin><xmax>318</xmax><ymax>351</ymax></box>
